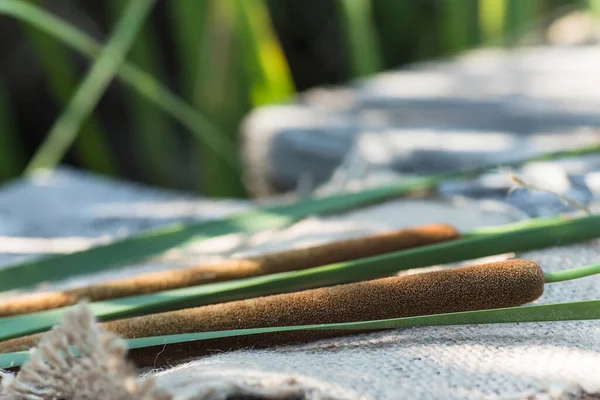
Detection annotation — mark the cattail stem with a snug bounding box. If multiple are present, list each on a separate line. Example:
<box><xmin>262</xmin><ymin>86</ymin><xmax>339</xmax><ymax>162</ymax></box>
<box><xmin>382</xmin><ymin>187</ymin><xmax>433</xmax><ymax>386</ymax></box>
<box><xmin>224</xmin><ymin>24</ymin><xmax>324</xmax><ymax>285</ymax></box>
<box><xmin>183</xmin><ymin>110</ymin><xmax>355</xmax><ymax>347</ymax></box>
<box><xmin>544</xmin><ymin>262</ymin><xmax>600</xmax><ymax>283</ymax></box>
<box><xmin>0</xmin><ymin>224</ymin><xmax>459</xmax><ymax>317</ymax></box>
<box><xmin>0</xmin><ymin>260</ymin><xmax>545</xmax><ymax>361</ymax></box>
<box><xmin>2</xmin><ymin>213</ymin><xmax>600</xmax><ymax>345</ymax></box>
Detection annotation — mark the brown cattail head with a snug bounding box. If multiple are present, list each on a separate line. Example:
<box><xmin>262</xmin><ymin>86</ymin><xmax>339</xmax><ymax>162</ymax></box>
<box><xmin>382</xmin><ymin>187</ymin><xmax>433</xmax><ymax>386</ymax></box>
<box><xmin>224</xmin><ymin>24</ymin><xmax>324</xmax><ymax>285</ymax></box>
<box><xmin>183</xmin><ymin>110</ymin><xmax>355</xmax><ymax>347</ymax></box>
<box><xmin>0</xmin><ymin>224</ymin><xmax>460</xmax><ymax>316</ymax></box>
<box><xmin>0</xmin><ymin>259</ymin><xmax>545</xmax><ymax>367</ymax></box>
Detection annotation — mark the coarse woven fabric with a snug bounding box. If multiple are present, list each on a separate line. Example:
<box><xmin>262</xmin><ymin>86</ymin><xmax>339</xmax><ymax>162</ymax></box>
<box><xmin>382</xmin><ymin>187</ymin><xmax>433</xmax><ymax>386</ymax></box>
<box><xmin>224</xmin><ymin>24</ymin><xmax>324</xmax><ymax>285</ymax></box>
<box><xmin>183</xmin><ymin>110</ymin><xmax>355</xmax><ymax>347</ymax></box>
<box><xmin>1</xmin><ymin>168</ymin><xmax>600</xmax><ymax>399</ymax></box>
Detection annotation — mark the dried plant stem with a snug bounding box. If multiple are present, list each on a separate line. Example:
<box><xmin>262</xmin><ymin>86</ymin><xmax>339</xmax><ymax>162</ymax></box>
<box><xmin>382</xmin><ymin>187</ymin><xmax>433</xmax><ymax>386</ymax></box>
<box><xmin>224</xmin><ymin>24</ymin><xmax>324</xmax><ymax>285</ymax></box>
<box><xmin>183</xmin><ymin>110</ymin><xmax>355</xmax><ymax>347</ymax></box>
<box><xmin>509</xmin><ymin>173</ymin><xmax>592</xmax><ymax>215</ymax></box>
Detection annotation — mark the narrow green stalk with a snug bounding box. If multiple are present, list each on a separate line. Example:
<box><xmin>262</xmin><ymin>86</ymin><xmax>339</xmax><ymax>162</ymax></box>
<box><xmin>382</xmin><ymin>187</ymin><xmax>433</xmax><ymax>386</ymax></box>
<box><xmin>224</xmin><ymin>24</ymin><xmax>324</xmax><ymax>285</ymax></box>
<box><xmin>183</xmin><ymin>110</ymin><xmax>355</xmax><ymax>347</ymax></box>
<box><xmin>371</xmin><ymin>0</ymin><xmax>424</xmax><ymax>65</ymax></box>
<box><xmin>590</xmin><ymin>0</ymin><xmax>600</xmax><ymax>15</ymax></box>
<box><xmin>440</xmin><ymin>0</ymin><xmax>480</xmax><ymax>54</ymax></box>
<box><xmin>105</xmin><ymin>0</ymin><xmax>175</xmax><ymax>186</ymax></box>
<box><xmin>2</xmin><ymin>213</ymin><xmax>600</xmax><ymax>341</ymax></box>
<box><xmin>25</xmin><ymin>0</ymin><xmax>156</xmax><ymax>174</ymax></box>
<box><xmin>21</xmin><ymin>0</ymin><xmax>117</xmax><ymax>176</ymax></box>
<box><xmin>339</xmin><ymin>0</ymin><xmax>383</xmax><ymax>77</ymax></box>
<box><xmin>1</xmin><ymin>143</ymin><xmax>600</xmax><ymax>293</ymax></box>
<box><xmin>3</xmin><ymin>299</ymin><xmax>600</xmax><ymax>369</ymax></box>
<box><xmin>0</xmin><ymin>79</ymin><xmax>25</xmax><ymax>179</ymax></box>
<box><xmin>544</xmin><ymin>263</ymin><xmax>600</xmax><ymax>283</ymax></box>
<box><xmin>0</xmin><ymin>0</ymin><xmax>237</xmax><ymax>170</ymax></box>
<box><xmin>191</xmin><ymin>0</ymin><xmax>246</xmax><ymax>197</ymax></box>
<box><xmin>167</xmin><ymin>0</ymin><xmax>209</xmax><ymax>102</ymax></box>
<box><xmin>504</xmin><ymin>0</ymin><xmax>542</xmax><ymax>46</ymax></box>
<box><xmin>479</xmin><ymin>0</ymin><xmax>507</xmax><ymax>44</ymax></box>
<box><xmin>234</xmin><ymin>0</ymin><xmax>295</xmax><ymax>106</ymax></box>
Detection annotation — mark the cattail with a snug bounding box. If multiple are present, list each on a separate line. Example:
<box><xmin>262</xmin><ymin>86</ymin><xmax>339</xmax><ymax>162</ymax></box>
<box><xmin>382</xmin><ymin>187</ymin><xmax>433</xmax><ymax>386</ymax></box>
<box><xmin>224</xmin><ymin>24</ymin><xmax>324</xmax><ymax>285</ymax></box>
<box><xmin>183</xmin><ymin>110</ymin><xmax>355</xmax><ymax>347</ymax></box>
<box><xmin>0</xmin><ymin>259</ymin><xmax>545</xmax><ymax>367</ymax></box>
<box><xmin>0</xmin><ymin>224</ymin><xmax>460</xmax><ymax>316</ymax></box>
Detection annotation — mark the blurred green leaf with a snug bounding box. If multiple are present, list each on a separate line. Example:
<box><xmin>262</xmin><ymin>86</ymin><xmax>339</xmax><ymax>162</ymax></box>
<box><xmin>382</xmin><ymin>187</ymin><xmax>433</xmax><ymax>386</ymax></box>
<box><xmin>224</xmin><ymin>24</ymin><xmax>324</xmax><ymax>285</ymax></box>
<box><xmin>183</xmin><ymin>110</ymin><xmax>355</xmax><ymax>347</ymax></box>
<box><xmin>0</xmin><ymin>80</ymin><xmax>25</xmax><ymax>179</ymax></box>
<box><xmin>589</xmin><ymin>0</ymin><xmax>600</xmax><ymax>15</ymax></box>
<box><xmin>168</xmin><ymin>0</ymin><xmax>210</xmax><ymax>102</ymax></box>
<box><xmin>339</xmin><ymin>0</ymin><xmax>383</xmax><ymax>77</ymax></box>
<box><xmin>25</xmin><ymin>0</ymin><xmax>157</xmax><ymax>174</ymax></box>
<box><xmin>190</xmin><ymin>0</ymin><xmax>247</xmax><ymax>197</ymax></box>
<box><xmin>441</xmin><ymin>0</ymin><xmax>480</xmax><ymax>54</ymax></box>
<box><xmin>371</xmin><ymin>0</ymin><xmax>425</xmax><ymax>65</ymax></box>
<box><xmin>234</xmin><ymin>0</ymin><xmax>295</xmax><ymax>106</ymax></box>
<box><xmin>106</xmin><ymin>0</ymin><xmax>175</xmax><ymax>187</ymax></box>
<box><xmin>0</xmin><ymin>0</ymin><xmax>237</xmax><ymax>174</ymax></box>
<box><xmin>505</xmin><ymin>0</ymin><xmax>542</xmax><ymax>45</ymax></box>
<box><xmin>479</xmin><ymin>0</ymin><xmax>507</xmax><ymax>44</ymax></box>
<box><xmin>22</xmin><ymin>0</ymin><xmax>117</xmax><ymax>176</ymax></box>
<box><xmin>169</xmin><ymin>0</ymin><xmax>246</xmax><ymax>197</ymax></box>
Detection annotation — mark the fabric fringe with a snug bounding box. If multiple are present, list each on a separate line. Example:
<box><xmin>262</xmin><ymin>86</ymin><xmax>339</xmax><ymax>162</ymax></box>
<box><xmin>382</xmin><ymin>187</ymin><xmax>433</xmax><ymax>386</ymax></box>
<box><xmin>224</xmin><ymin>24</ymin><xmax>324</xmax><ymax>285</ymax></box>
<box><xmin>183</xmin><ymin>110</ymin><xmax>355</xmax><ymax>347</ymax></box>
<box><xmin>0</xmin><ymin>303</ymin><xmax>337</xmax><ymax>400</ymax></box>
<box><xmin>0</xmin><ymin>302</ymin><xmax>170</xmax><ymax>400</ymax></box>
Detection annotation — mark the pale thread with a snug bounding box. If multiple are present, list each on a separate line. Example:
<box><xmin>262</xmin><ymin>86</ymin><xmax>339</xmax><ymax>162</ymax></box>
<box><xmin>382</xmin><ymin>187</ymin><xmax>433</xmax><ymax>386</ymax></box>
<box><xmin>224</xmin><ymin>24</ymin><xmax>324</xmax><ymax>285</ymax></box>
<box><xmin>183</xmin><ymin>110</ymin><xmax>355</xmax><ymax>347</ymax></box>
<box><xmin>508</xmin><ymin>173</ymin><xmax>593</xmax><ymax>216</ymax></box>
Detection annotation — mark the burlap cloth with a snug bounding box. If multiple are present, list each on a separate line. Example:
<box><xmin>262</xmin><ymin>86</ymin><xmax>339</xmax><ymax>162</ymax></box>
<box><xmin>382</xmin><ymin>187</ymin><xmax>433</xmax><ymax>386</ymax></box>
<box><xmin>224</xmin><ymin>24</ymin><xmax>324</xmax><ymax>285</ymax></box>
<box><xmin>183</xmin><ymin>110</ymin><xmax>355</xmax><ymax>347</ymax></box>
<box><xmin>1</xmin><ymin>165</ymin><xmax>600</xmax><ymax>399</ymax></box>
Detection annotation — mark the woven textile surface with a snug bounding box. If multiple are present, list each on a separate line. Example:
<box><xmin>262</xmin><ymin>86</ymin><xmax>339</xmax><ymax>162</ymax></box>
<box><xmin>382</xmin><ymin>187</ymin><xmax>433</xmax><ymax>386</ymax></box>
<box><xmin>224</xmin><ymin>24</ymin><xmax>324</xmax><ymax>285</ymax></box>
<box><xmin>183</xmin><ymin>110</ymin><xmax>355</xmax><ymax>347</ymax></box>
<box><xmin>1</xmin><ymin>167</ymin><xmax>600</xmax><ymax>399</ymax></box>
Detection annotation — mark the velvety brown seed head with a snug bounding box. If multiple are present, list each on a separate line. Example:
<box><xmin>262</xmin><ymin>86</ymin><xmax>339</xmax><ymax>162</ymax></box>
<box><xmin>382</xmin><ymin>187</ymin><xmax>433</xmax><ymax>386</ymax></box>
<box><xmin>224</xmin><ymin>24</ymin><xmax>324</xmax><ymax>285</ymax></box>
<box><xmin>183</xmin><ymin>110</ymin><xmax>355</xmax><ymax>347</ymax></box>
<box><xmin>0</xmin><ymin>224</ymin><xmax>460</xmax><ymax>317</ymax></box>
<box><xmin>0</xmin><ymin>259</ymin><xmax>544</xmax><ymax>366</ymax></box>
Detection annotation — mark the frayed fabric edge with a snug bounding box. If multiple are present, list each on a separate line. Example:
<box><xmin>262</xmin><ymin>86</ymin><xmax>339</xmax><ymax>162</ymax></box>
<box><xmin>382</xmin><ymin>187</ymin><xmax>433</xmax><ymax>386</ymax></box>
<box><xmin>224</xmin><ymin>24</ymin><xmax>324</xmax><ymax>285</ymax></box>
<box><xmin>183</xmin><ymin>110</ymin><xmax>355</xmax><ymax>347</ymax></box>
<box><xmin>0</xmin><ymin>302</ymin><xmax>343</xmax><ymax>400</ymax></box>
<box><xmin>0</xmin><ymin>302</ymin><xmax>170</xmax><ymax>400</ymax></box>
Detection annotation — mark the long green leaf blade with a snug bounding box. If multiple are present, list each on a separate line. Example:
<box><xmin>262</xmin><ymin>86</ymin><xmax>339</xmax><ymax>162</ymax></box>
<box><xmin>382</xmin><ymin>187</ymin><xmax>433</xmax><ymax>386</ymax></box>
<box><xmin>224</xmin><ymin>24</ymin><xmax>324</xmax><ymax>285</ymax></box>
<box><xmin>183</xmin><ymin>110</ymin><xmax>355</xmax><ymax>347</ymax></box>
<box><xmin>479</xmin><ymin>0</ymin><xmax>507</xmax><ymax>44</ymax></box>
<box><xmin>0</xmin><ymin>79</ymin><xmax>25</xmax><ymax>180</ymax></box>
<box><xmin>440</xmin><ymin>0</ymin><xmax>480</xmax><ymax>54</ymax></box>
<box><xmin>21</xmin><ymin>0</ymin><xmax>117</xmax><ymax>176</ymax></box>
<box><xmin>167</xmin><ymin>0</ymin><xmax>209</xmax><ymax>102</ymax></box>
<box><xmin>2</xmin><ymin>143</ymin><xmax>600</xmax><ymax>293</ymax></box>
<box><xmin>126</xmin><ymin>299</ymin><xmax>600</xmax><ymax>344</ymax></box>
<box><xmin>3</xmin><ymin>213</ymin><xmax>600</xmax><ymax>341</ymax></box>
<box><xmin>24</xmin><ymin>0</ymin><xmax>156</xmax><ymax>173</ymax></box>
<box><xmin>0</xmin><ymin>210</ymin><xmax>296</xmax><ymax>292</ymax></box>
<box><xmin>339</xmin><ymin>0</ymin><xmax>383</xmax><ymax>77</ymax></box>
<box><xmin>0</xmin><ymin>0</ymin><xmax>237</xmax><ymax>169</ymax></box>
<box><xmin>190</xmin><ymin>0</ymin><xmax>246</xmax><ymax>197</ymax></box>
<box><xmin>2</xmin><ymin>299</ymin><xmax>600</xmax><ymax>369</ymax></box>
<box><xmin>106</xmin><ymin>0</ymin><xmax>175</xmax><ymax>187</ymax></box>
<box><xmin>234</xmin><ymin>0</ymin><xmax>295</xmax><ymax>106</ymax></box>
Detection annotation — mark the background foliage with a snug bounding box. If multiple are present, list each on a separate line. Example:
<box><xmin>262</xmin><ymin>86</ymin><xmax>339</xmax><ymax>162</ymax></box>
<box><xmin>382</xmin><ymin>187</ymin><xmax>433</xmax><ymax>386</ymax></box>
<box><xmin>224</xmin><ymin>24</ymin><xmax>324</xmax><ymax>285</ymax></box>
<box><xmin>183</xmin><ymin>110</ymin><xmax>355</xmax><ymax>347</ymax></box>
<box><xmin>0</xmin><ymin>0</ymin><xmax>598</xmax><ymax>198</ymax></box>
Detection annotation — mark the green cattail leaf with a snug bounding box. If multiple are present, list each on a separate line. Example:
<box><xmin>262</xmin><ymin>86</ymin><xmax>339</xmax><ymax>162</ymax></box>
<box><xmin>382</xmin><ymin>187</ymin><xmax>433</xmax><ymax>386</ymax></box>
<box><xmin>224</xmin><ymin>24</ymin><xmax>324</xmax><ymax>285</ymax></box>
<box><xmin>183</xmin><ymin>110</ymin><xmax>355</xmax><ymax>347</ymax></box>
<box><xmin>24</xmin><ymin>0</ymin><xmax>156</xmax><ymax>173</ymax></box>
<box><xmin>440</xmin><ymin>0</ymin><xmax>480</xmax><ymax>54</ymax></box>
<box><xmin>168</xmin><ymin>0</ymin><xmax>245</xmax><ymax>196</ymax></box>
<box><xmin>479</xmin><ymin>0</ymin><xmax>507</xmax><ymax>44</ymax></box>
<box><xmin>189</xmin><ymin>0</ymin><xmax>247</xmax><ymax>197</ymax></box>
<box><xmin>590</xmin><ymin>0</ymin><xmax>600</xmax><ymax>16</ymax></box>
<box><xmin>125</xmin><ymin>299</ymin><xmax>600</xmax><ymax>348</ymax></box>
<box><xmin>339</xmin><ymin>0</ymin><xmax>383</xmax><ymax>77</ymax></box>
<box><xmin>21</xmin><ymin>0</ymin><xmax>117</xmax><ymax>176</ymax></box>
<box><xmin>2</xmin><ymin>299</ymin><xmax>600</xmax><ymax>369</ymax></box>
<box><xmin>2</xmin><ymin>213</ymin><xmax>600</xmax><ymax>341</ymax></box>
<box><xmin>0</xmin><ymin>79</ymin><xmax>25</xmax><ymax>180</ymax></box>
<box><xmin>234</xmin><ymin>0</ymin><xmax>295</xmax><ymax>106</ymax></box>
<box><xmin>504</xmin><ymin>0</ymin><xmax>542</xmax><ymax>46</ymax></box>
<box><xmin>0</xmin><ymin>0</ymin><xmax>238</xmax><ymax>169</ymax></box>
<box><xmin>106</xmin><ymin>0</ymin><xmax>175</xmax><ymax>187</ymax></box>
<box><xmin>167</xmin><ymin>0</ymin><xmax>210</xmax><ymax>102</ymax></box>
<box><xmin>1</xmin><ymin>144</ymin><xmax>600</xmax><ymax>293</ymax></box>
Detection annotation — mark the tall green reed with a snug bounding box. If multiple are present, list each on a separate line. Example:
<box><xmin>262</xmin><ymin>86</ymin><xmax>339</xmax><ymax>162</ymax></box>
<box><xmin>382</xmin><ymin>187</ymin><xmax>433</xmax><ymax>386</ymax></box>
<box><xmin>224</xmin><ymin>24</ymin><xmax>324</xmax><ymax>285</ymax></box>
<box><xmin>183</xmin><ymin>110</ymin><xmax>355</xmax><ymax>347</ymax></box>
<box><xmin>106</xmin><ymin>0</ymin><xmax>175</xmax><ymax>187</ymax></box>
<box><xmin>1</xmin><ymin>0</ymin><xmax>597</xmax><ymax>193</ymax></box>
<box><xmin>21</xmin><ymin>0</ymin><xmax>117</xmax><ymax>177</ymax></box>
<box><xmin>24</xmin><ymin>0</ymin><xmax>156</xmax><ymax>174</ymax></box>
<box><xmin>339</xmin><ymin>0</ymin><xmax>383</xmax><ymax>76</ymax></box>
<box><xmin>0</xmin><ymin>80</ymin><xmax>25</xmax><ymax>180</ymax></box>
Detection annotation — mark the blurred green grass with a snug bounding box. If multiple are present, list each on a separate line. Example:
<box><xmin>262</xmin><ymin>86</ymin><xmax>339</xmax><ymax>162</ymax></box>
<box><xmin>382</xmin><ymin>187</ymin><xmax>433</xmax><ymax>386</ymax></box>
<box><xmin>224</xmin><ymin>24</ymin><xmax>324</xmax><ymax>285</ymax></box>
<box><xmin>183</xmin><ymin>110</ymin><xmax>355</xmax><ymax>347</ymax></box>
<box><xmin>0</xmin><ymin>0</ymin><xmax>595</xmax><ymax>197</ymax></box>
